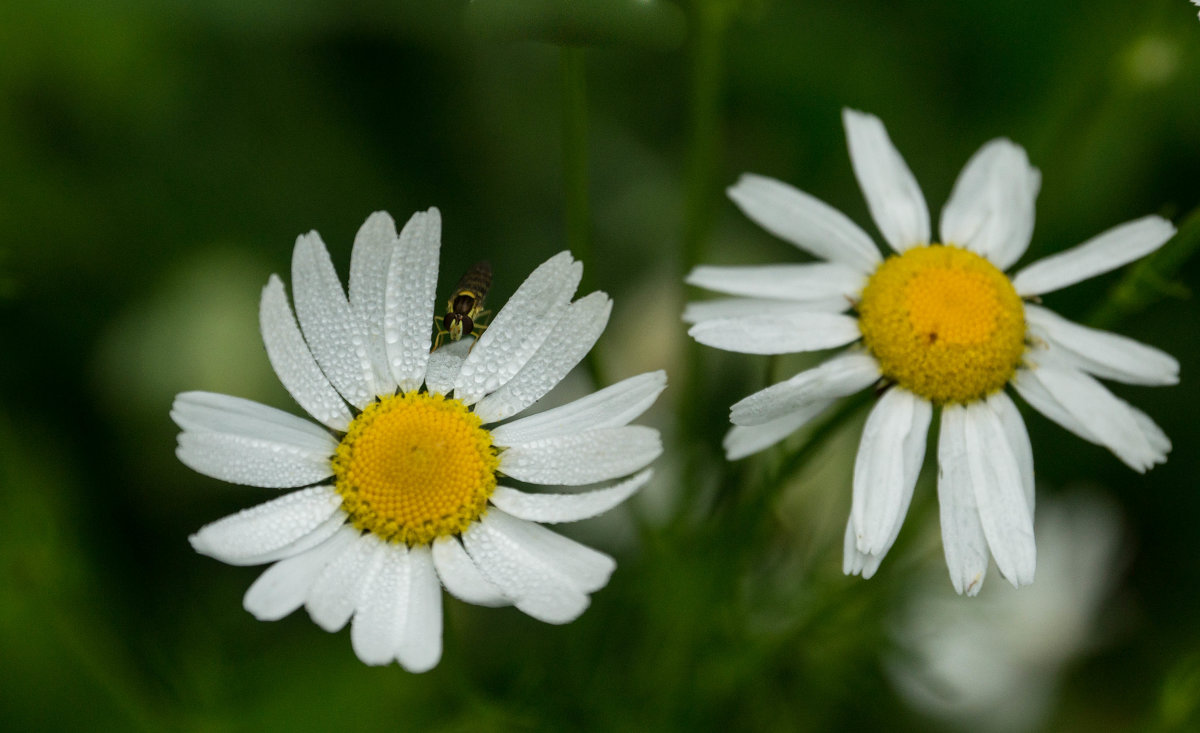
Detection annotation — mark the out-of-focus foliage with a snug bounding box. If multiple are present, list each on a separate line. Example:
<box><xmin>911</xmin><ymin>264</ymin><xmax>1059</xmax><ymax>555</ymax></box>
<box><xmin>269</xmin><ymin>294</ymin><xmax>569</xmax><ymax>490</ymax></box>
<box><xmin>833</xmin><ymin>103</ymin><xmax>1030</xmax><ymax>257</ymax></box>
<box><xmin>1</xmin><ymin>1</ymin><xmax>1199</xmax><ymax>731</ymax></box>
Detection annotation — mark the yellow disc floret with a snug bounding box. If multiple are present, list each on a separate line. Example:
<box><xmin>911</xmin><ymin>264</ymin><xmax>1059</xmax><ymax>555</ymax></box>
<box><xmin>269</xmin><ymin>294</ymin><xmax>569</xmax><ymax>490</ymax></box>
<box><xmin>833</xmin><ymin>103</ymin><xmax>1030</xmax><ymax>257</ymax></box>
<box><xmin>857</xmin><ymin>244</ymin><xmax>1026</xmax><ymax>405</ymax></box>
<box><xmin>332</xmin><ymin>391</ymin><xmax>499</xmax><ymax>546</ymax></box>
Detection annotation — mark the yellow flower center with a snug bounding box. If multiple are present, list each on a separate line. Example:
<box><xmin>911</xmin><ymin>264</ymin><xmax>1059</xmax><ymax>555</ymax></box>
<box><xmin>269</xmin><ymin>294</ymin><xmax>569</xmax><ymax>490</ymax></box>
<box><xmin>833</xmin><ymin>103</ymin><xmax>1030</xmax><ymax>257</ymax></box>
<box><xmin>856</xmin><ymin>244</ymin><xmax>1026</xmax><ymax>405</ymax></box>
<box><xmin>332</xmin><ymin>392</ymin><xmax>499</xmax><ymax>546</ymax></box>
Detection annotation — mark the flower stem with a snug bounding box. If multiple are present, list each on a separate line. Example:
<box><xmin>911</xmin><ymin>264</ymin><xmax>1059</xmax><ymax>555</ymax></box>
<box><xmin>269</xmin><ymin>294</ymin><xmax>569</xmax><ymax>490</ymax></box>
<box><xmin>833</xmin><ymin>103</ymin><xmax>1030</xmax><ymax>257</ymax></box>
<box><xmin>559</xmin><ymin>45</ymin><xmax>604</xmax><ymax>385</ymax></box>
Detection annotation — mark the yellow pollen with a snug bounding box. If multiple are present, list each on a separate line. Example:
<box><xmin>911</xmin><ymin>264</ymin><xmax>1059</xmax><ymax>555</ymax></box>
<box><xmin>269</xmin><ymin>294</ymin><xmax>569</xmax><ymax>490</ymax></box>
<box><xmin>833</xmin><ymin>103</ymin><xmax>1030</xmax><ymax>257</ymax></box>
<box><xmin>332</xmin><ymin>391</ymin><xmax>498</xmax><ymax>546</ymax></box>
<box><xmin>856</xmin><ymin>244</ymin><xmax>1026</xmax><ymax>404</ymax></box>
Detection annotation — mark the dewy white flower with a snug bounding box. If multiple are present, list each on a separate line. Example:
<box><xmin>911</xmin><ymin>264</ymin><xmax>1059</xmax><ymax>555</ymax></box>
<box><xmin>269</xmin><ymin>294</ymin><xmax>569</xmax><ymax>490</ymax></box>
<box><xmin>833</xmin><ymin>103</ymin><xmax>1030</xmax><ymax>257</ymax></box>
<box><xmin>886</xmin><ymin>491</ymin><xmax>1124</xmax><ymax>733</ymax></box>
<box><xmin>686</xmin><ymin>109</ymin><xmax>1177</xmax><ymax>595</ymax></box>
<box><xmin>173</xmin><ymin>209</ymin><xmax>665</xmax><ymax>672</ymax></box>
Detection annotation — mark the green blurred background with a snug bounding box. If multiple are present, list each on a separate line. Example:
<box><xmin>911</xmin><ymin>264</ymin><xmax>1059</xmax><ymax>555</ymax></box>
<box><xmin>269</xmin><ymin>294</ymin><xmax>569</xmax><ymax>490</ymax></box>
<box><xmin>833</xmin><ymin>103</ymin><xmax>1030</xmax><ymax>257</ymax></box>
<box><xmin>2</xmin><ymin>1</ymin><xmax>1200</xmax><ymax>731</ymax></box>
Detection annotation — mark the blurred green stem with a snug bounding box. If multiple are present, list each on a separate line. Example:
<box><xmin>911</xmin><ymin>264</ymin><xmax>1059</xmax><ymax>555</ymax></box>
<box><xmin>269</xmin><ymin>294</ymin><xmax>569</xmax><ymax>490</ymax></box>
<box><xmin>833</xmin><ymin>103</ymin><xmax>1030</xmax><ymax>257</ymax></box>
<box><xmin>678</xmin><ymin>0</ymin><xmax>732</xmax><ymax>522</ymax></box>
<box><xmin>681</xmin><ymin>0</ymin><xmax>729</xmax><ymax>274</ymax></box>
<box><xmin>560</xmin><ymin>46</ymin><xmax>604</xmax><ymax>384</ymax></box>
<box><xmin>561</xmin><ymin>47</ymin><xmax>591</xmax><ymax>272</ymax></box>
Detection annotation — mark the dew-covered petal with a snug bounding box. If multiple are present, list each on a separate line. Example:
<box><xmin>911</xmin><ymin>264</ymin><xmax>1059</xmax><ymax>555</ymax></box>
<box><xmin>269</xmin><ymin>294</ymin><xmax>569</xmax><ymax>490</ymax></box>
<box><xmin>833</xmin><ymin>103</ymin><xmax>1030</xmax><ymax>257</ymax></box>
<box><xmin>243</xmin><ymin>526</ymin><xmax>357</xmax><ymax>621</ymax></box>
<box><xmin>291</xmin><ymin>231</ymin><xmax>378</xmax><ymax>407</ymax></box>
<box><xmin>726</xmin><ymin>173</ymin><xmax>882</xmax><ymax>273</ymax></box>
<box><xmin>936</xmin><ymin>405</ymin><xmax>990</xmax><ymax>596</ymax></box>
<box><xmin>386</xmin><ymin>208</ymin><xmax>442</xmax><ymax>393</ymax></box>
<box><xmin>424</xmin><ymin>337</ymin><xmax>473</xmax><ymax>396</ymax></box>
<box><xmin>939</xmin><ymin>138</ymin><xmax>1040</xmax><ymax>271</ymax></box>
<box><xmin>172</xmin><ymin>392</ymin><xmax>336</xmax><ymax>449</ymax></box>
<box><xmin>843</xmin><ymin>109</ymin><xmax>930</xmax><ymax>252</ymax></box>
<box><xmin>489</xmin><ymin>469</ymin><xmax>651</xmax><ymax>524</ymax></box>
<box><xmin>396</xmin><ymin>546</ymin><xmax>443</xmax><ymax>673</ymax></box>
<box><xmin>989</xmin><ymin>391</ymin><xmax>1035</xmax><ymax>516</ymax></box>
<box><xmin>454</xmin><ymin>251</ymin><xmax>582</xmax><ymax>405</ymax></box>
<box><xmin>472</xmin><ymin>291</ymin><xmax>611</xmax><ymax>424</ymax></box>
<box><xmin>176</xmin><ymin>431</ymin><xmax>333</xmax><ymax>489</ymax></box>
<box><xmin>730</xmin><ymin>352</ymin><xmax>879</xmax><ymax>426</ymax></box>
<box><xmin>348</xmin><ymin>211</ymin><xmax>400</xmax><ymax>394</ymax></box>
<box><xmin>1011</xmin><ymin>216</ymin><xmax>1176</xmax><ymax>296</ymax></box>
<box><xmin>1026</xmin><ymin>304</ymin><xmax>1179</xmax><ymax>386</ymax></box>
<box><xmin>351</xmin><ymin>543</ymin><xmax>410</xmax><ymax>666</ymax></box>
<box><xmin>431</xmin><ymin>536</ymin><xmax>509</xmax><ymax>607</ymax></box>
<box><xmin>499</xmin><ymin>426</ymin><xmax>661</xmax><ymax>486</ymax></box>
<box><xmin>963</xmin><ymin>401</ymin><xmax>1036</xmax><ymax>588</ymax></box>
<box><xmin>724</xmin><ymin>402</ymin><xmax>834</xmax><ymax>461</ymax></box>
<box><xmin>850</xmin><ymin>388</ymin><xmax>932</xmax><ymax>556</ymax></box>
<box><xmin>1015</xmin><ymin>362</ymin><xmax>1167</xmax><ymax>472</ymax></box>
<box><xmin>685</xmin><ymin>262</ymin><xmax>867</xmax><ymax>302</ymax></box>
<box><xmin>688</xmin><ymin>311</ymin><xmax>861</xmax><ymax>355</ymax></box>
<box><xmin>259</xmin><ymin>277</ymin><xmax>353</xmax><ymax>431</ymax></box>
<box><xmin>490</xmin><ymin>371</ymin><xmax>666</xmax><ymax>445</ymax></box>
<box><xmin>306</xmin><ymin>531</ymin><xmax>383</xmax><ymax>632</ymax></box>
<box><xmin>462</xmin><ymin>509</ymin><xmax>614</xmax><ymax>624</ymax></box>
<box><xmin>189</xmin><ymin>486</ymin><xmax>344</xmax><ymax>566</ymax></box>
<box><xmin>683</xmin><ymin>296</ymin><xmax>851</xmax><ymax>324</ymax></box>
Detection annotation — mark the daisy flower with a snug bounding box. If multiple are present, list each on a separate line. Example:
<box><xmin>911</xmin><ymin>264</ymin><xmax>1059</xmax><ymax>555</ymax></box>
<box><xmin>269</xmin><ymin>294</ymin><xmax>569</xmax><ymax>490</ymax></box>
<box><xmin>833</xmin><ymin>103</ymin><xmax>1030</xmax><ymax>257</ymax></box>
<box><xmin>173</xmin><ymin>209</ymin><xmax>664</xmax><ymax>671</ymax></box>
<box><xmin>685</xmin><ymin>110</ymin><xmax>1176</xmax><ymax>595</ymax></box>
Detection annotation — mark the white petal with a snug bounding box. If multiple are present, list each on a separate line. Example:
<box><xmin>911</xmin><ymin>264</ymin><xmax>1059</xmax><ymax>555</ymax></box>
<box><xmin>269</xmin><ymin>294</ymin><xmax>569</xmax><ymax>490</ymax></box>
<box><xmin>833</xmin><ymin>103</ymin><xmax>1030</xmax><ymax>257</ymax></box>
<box><xmin>454</xmin><ymin>252</ymin><xmax>582</xmax><ymax>405</ymax></box>
<box><xmin>348</xmin><ymin>211</ymin><xmax>400</xmax><ymax>394</ymax></box>
<box><xmin>386</xmin><ymin>208</ymin><xmax>442</xmax><ymax>393</ymax></box>
<box><xmin>431</xmin><ymin>536</ymin><xmax>509</xmax><ymax>607</ymax></box>
<box><xmin>499</xmin><ymin>426</ymin><xmax>661</xmax><ymax>486</ymax></box>
<box><xmin>723</xmin><ymin>403</ymin><xmax>833</xmax><ymax>460</ymax></box>
<box><xmin>729</xmin><ymin>352</ymin><xmax>879</xmax><ymax>425</ymax></box>
<box><xmin>843</xmin><ymin>109</ymin><xmax>930</xmax><ymax>252</ymax></box>
<box><xmin>472</xmin><ymin>291</ymin><xmax>612</xmax><ymax>424</ymax></box>
<box><xmin>351</xmin><ymin>543</ymin><xmax>410</xmax><ymax>666</ymax></box>
<box><xmin>489</xmin><ymin>469</ymin><xmax>651</xmax><ymax>524</ymax></box>
<box><xmin>685</xmin><ymin>262</ymin><xmax>866</xmax><ymax>301</ymax></box>
<box><xmin>189</xmin><ymin>486</ymin><xmax>343</xmax><ymax>566</ymax></box>
<box><xmin>1131</xmin><ymin>405</ymin><xmax>1172</xmax><ymax>457</ymax></box>
<box><xmin>176</xmin><ymin>431</ymin><xmax>333</xmax><ymax>489</ymax></box>
<box><xmin>1027</xmin><ymin>304</ymin><xmax>1179</xmax><ymax>386</ymax></box>
<box><xmin>988</xmin><ymin>391</ymin><xmax>1035</xmax><ymax>516</ymax></box>
<box><xmin>1016</xmin><ymin>361</ymin><xmax>1166</xmax><ymax>472</ymax></box>
<box><xmin>939</xmin><ymin>138</ymin><xmax>1040</xmax><ymax>270</ymax></box>
<box><xmin>424</xmin><ymin>336</ymin><xmax>473</xmax><ymax>395</ymax></box>
<box><xmin>1011</xmin><ymin>365</ymin><xmax>1101</xmax><ymax>445</ymax></box>
<box><xmin>964</xmin><ymin>401</ymin><xmax>1036</xmax><ymax>588</ymax></box>
<box><xmin>936</xmin><ymin>405</ymin><xmax>989</xmax><ymax>595</ymax></box>
<box><xmin>850</xmin><ymin>388</ymin><xmax>931</xmax><ymax>556</ymax></box>
<box><xmin>842</xmin><ymin>518</ymin><xmax>887</xmax><ymax>579</ymax></box>
<box><xmin>1012</xmin><ymin>215</ymin><xmax>1175</xmax><ymax>296</ymax></box>
<box><xmin>490</xmin><ymin>371</ymin><xmax>666</xmax><ymax>445</ymax></box>
<box><xmin>683</xmin><ymin>296</ymin><xmax>851</xmax><ymax>324</ymax></box>
<box><xmin>396</xmin><ymin>546</ymin><xmax>443</xmax><ymax>673</ymax></box>
<box><xmin>726</xmin><ymin>173</ymin><xmax>882</xmax><ymax>273</ymax></box>
<box><xmin>171</xmin><ymin>392</ymin><xmax>337</xmax><ymax>451</ymax></box>
<box><xmin>259</xmin><ymin>277</ymin><xmax>353</xmax><ymax>431</ymax></box>
<box><xmin>243</xmin><ymin>527</ymin><xmax>357</xmax><ymax>621</ymax></box>
<box><xmin>305</xmin><ymin>531</ymin><xmax>383</xmax><ymax>632</ymax></box>
<box><xmin>688</xmin><ymin>311</ymin><xmax>861</xmax><ymax>355</ymax></box>
<box><xmin>291</xmin><ymin>231</ymin><xmax>378</xmax><ymax>407</ymax></box>
<box><xmin>462</xmin><ymin>509</ymin><xmax>614</xmax><ymax>624</ymax></box>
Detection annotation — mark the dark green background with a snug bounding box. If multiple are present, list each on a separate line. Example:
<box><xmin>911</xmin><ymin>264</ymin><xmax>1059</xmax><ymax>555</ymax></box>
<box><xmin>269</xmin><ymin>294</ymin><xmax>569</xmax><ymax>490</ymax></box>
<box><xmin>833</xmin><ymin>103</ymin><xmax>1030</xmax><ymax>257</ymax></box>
<box><xmin>2</xmin><ymin>1</ymin><xmax>1199</xmax><ymax>731</ymax></box>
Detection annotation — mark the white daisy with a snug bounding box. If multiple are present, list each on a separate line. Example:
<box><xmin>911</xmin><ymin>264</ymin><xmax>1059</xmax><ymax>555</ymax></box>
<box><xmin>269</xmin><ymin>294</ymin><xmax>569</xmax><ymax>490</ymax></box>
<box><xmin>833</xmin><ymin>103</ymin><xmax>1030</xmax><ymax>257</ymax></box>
<box><xmin>173</xmin><ymin>209</ymin><xmax>665</xmax><ymax>672</ymax></box>
<box><xmin>686</xmin><ymin>109</ymin><xmax>1177</xmax><ymax>595</ymax></box>
<box><xmin>886</xmin><ymin>490</ymin><xmax>1123</xmax><ymax>732</ymax></box>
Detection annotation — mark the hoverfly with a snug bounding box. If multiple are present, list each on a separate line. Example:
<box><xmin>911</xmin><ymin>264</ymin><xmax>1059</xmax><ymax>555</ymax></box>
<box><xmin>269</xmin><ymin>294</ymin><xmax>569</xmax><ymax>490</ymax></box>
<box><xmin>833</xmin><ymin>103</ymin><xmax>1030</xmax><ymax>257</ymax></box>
<box><xmin>433</xmin><ymin>260</ymin><xmax>492</xmax><ymax>351</ymax></box>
